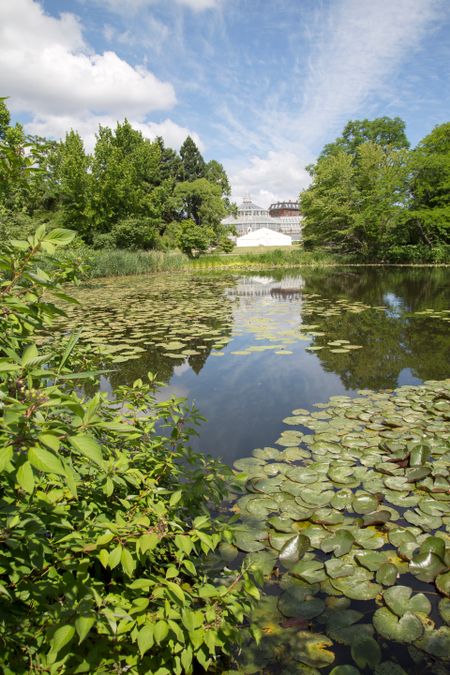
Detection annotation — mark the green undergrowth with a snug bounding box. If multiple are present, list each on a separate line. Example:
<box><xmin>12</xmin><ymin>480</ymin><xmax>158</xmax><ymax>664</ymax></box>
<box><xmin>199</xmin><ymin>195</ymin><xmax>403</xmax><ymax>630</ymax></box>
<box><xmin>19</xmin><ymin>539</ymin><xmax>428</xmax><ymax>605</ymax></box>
<box><xmin>191</xmin><ymin>248</ymin><xmax>343</xmax><ymax>270</ymax></box>
<box><xmin>228</xmin><ymin>380</ymin><xmax>450</xmax><ymax>673</ymax></box>
<box><xmin>0</xmin><ymin>226</ymin><xmax>259</xmax><ymax>674</ymax></box>
<box><xmin>81</xmin><ymin>247</ymin><xmax>189</xmax><ymax>278</ymax></box>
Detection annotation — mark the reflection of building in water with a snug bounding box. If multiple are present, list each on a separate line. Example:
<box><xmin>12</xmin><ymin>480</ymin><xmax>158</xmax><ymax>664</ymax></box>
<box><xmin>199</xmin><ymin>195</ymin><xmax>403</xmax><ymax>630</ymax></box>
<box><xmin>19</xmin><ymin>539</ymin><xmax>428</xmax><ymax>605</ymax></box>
<box><xmin>226</xmin><ymin>275</ymin><xmax>304</xmax><ymax>301</ymax></box>
<box><xmin>222</xmin><ymin>195</ymin><xmax>302</xmax><ymax>241</ymax></box>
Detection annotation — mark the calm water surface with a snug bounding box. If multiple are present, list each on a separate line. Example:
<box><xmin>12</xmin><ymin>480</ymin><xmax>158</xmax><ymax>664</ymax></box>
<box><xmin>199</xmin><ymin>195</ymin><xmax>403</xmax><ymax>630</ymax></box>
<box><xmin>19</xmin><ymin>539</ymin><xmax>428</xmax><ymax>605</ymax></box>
<box><xmin>75</xmin><ymin>267</ymin><xmax>449</xmax><ymax>463</ymax></box>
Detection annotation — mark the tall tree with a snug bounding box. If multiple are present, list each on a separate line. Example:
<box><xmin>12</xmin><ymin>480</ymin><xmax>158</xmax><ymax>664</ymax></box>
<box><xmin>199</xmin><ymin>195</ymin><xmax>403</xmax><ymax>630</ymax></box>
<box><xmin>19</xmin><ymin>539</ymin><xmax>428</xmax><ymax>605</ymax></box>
<box><xmin>180</xmin><ymin>136</ymin><xmax>205</xmax><ymax>181</ymax></box>
<box><xmin>56</xmin><ymin>130</ymin><xmax>91</xmax><ymax>238</ymax></box>
<box><xmin>408</xmin><ymin>122</ymin><xmax>450</xmax><ymax>246</ymax></box>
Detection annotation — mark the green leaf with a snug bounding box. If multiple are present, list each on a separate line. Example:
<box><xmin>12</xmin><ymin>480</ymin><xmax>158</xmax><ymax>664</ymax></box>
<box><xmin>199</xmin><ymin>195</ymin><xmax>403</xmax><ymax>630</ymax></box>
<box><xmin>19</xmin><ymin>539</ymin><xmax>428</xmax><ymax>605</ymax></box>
<box><xmin>351</xmin><ymin>635</ymin><xmax>381</xmax><ymax>669</ymax></box>
<box><xmin>383</xmin><ymin>585</ymin><xmax>431</xmax><ymax>617</ymax></box>
<box><xmin>44</xmin><ymin>228</ymin><xmax>76</xmax><ymax>245</ymax></box>
<box><xmin>137</xmin><ymin>624</ymin><xmax>154</xmax><ymax>655</ymax></box>
<box><xmin>373</xmin><ymin>608</ymin><xmax>423</xmax><ymax>643</ymax></box>
<box><xmin>50</xmin><ymin>625</ymin><xmax>75</xmax><ymax>654</ymax></box>
<box><xmin>69</xmin><ymin>434</ymin><xmax>104</xmax><ymax>466</ymax></box>
<box><xmin>0</xmin><ymin>445</ymin><xmax>13</xmax><ymax>471</ymax></box>
<box><xmin>279</xmin><ymin>534</ymin><xmax>310</xmax><ymax>567</ymax></box>
<box><xmin>75</xmin><ymin>616</ymin><xmax>95</xmax><ymax>644</ymax></box>
<box><xmin>376</xmin><ymin>562</ymin><xmax>398</xmax><ymax>586</ymax></box>
<box><xmin>154</xmin><ymin>620</ymin><xmax>169</xmax><ymax>644</ymax></box>
<box><xmin>436</xmin><ymin>571</ymin><xmax>450</xmax><ymax>597</ymax></box>
<box><xmin>28</xmin><ymin>445</ymin><xmax>65</xmax><ymax>476</ymax></box>
<box><xmin>121</xmin><ymin>548</ymin><xmax>136</xmax><ymax>577</ymax></box>
<box><xmin>17</xmin><ymin>461</ymin><xmax>34</xmax><ymax>493</ymax></box>
<box><xmin>139</xmin><ymin>533</ymin><xmax>159</xmax><ymax>554</ymax></box>
<box><xmin>109</xmin><ymin>544</ymin><xmax>123</xmax><ymax>569</ymax></box>
<box><xmin>321</xmin><ymin>529</ymin><xmax>354</xmax><ymax>557</ymax></box>
<box><xmin>21</xmin><ymin>344</ymin><xmax>38</xmax><ymax>366</ymax></box>
<box><xmin>166</xmin><ymin>581</ymin><xmax>185</xmax><ymax>604</ymax></box>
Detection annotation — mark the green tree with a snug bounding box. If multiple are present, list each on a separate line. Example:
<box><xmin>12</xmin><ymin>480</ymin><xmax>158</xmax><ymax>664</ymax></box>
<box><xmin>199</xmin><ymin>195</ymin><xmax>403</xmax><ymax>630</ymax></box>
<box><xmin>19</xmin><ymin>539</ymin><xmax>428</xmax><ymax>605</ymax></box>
<box><xmin>180</xmin><ymin>136</ymin><xmax>205</xmax><ymax>181</ymax></box>
<box><xmin>90</xmin><ymin>120</ymin><xmax>162</xmax><ymax>237</ymax></box>
<box><xmin>407</xmin><ymin>122</ymin><xmax>450</xmax><ymax>246</ymax></box>
<box><xmin>321</xmin><ymin>116</ymin><xmax>409</xmax><ymax>159</ymax></box>
<box><xmin>301</xmin><ymin>117</ymin><xmax>411</xmax><ymax>257</ymax></box>
<box><xmin>56</xmin><ymin>130</ymin><xmax>91</xmax><ymax>238</ymax></box>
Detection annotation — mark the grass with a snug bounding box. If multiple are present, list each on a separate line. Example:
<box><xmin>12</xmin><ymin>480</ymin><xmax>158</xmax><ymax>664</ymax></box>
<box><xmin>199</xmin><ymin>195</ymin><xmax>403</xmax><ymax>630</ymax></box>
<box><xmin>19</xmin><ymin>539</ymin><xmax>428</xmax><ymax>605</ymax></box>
<box><xmin>82</xmin><ymin>248</ymin><xmax>189</xmax><ymax>278</ymax></box>
<box><xmin>190</xmin><ymin>246</ymin><xmax>345</xmax><ymax>270</ymax></box>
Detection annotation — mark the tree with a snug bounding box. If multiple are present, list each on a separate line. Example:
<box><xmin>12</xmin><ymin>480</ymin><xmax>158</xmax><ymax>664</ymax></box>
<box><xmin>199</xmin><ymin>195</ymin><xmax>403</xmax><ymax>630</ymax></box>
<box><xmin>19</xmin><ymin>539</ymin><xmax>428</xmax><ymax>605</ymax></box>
<box><xmin>56</xmin><ymin>131</ymin><xmax>91</xmax><ymax>238</ymax></box>
<box><xmin>180</xmin><ymin>136</ymin><xmax>205</xmax><ymax>181</ymax></box>
<box><xmin>300</xmin><ymin>117</ymin><xmax>411</xmax><ymax>257</ymax></box>
<box><xmin>407</xmin><ymin>122</ymin><xmax>450</xmax><ymax>246</ymax></box>
<box><xmin>321</xmin><ymin>116</ymin><xmax>410</xmax><ymax>159</ymax></box>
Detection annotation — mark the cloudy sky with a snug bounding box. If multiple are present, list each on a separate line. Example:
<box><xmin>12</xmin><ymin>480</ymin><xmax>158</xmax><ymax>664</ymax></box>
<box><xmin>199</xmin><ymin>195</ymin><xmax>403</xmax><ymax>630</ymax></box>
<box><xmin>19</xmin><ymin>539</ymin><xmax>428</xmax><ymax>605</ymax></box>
<box><xmin>1</xmin><ymin>0</ymin><xmax>449</xmax><ymax>206</ymax></box>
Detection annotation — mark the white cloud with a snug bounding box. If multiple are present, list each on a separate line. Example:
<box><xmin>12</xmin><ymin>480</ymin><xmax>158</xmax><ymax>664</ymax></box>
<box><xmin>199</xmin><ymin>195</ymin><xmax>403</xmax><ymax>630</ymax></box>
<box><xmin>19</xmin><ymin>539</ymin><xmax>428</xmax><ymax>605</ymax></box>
<box><xmin>176</xmin><ymin>0</ymin><xmax>220</xmax><ymax>10</ymax></box>
<box><xmin>227</xmin><ymin>0</ymin><xmax>441</xmax><ymax>204</ymax></box>
<box><xmin>0</xmin><ymin>0</ymin><xmax>175</xmax><ymax>117</ymax></box>
<box><xmin>294</xmin><ymin>0</ymin><xmax>441</xmax><ymax>146</ymax></box>
<box><xmin>0</xmin><ymin>0</ymin><xmax>202</xmax><ymax>152</ymax></box>
<box><xmin>230</xmin><ymin>152</ymin><xmax>311</xmax><ymax>208</ymax></box>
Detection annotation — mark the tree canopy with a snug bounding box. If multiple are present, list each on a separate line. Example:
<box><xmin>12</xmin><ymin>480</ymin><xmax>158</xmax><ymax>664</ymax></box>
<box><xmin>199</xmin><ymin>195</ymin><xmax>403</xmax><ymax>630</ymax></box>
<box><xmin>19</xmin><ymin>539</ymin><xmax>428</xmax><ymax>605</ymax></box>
<box><xmin>300</xmin><ymin>117</ymin><xmax>449</xmax><ymax>260</ymax></box>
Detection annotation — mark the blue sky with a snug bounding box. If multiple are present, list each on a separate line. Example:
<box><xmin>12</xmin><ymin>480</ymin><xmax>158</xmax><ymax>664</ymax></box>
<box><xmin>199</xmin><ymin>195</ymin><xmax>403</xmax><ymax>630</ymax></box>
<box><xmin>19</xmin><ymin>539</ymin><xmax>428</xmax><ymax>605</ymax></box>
<box><xmin>1</xmin><ymin>0</ymin><xmax>449</xmax><ymax>206</ymax></box>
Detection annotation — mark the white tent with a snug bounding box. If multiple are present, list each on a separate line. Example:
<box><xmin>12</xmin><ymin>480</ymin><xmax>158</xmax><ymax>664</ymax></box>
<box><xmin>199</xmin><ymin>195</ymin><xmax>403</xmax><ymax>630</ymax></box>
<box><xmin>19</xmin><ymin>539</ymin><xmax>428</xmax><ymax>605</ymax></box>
<box><xmin>236</xmin><ymin>227</ymin><xmax>292</xmax><ymax>247</ymax></box>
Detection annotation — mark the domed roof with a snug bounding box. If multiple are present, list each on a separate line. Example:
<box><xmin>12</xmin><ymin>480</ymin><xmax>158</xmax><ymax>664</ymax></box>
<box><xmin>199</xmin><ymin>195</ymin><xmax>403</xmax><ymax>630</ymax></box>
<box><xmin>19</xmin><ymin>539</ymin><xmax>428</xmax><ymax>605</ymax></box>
<box><xmin>238</xmin><ymin>194</ymin><xmax>267</xmax><ymax>215</ymax></box>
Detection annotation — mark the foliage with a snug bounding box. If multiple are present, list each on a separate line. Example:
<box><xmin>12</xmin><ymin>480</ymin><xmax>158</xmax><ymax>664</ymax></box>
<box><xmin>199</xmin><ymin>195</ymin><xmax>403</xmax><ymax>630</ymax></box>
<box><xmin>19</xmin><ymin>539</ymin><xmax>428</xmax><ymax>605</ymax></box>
<box><xmin>232</xmin><ymin>380</ymin><xmax>450</xmax><ymax>673</ymax></box>
<box><xmin>0</xmin><ymin>228</ymin><xmax>258</xmax><ymax>673</ymax></box>
<box><xmin>82</xmin><ymin>247</ymin><xmax>189</xmax><ymax>277</ymax></box>
<box><xmin>180</xmin><ymin>136</ymin><xmax>206</xmax><ymax>182</ymax></box>
<box><xmin>300</xmin><ymin>116</ymin><xmax>448</xmax><ymax>259</ymax></box>
<box><xmin>407</xmin><ymin>122</ymin><xmax>450</xmax><ymax>246</ymax></box>
<box><xmin>56</xmin><ymin>131</ymin><xmax>91</xmax><ymax>239</ymax></box>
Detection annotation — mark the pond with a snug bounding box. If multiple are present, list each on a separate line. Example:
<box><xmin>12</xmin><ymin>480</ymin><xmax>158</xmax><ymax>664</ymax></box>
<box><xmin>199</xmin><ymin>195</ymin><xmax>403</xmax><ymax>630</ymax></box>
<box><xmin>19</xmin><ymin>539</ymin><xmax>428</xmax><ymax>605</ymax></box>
<box><xmin>58</xmin><ymin>266</ymin><xmax>450</xmax><ymax>464</ymax></box>
<box><xmin>56</xmin><ymin>265</ymin><xmax>450</xmax><ymax>673</ymax></box>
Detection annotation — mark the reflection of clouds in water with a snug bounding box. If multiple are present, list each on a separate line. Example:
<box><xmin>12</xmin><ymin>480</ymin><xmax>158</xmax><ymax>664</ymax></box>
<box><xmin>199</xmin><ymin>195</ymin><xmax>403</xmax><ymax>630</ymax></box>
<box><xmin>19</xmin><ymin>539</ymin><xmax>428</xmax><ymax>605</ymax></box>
<box><xmin>173</xmin><ymin>361</ymin><xmax>191</xmax><ymax>377</ymax></box>
<box><xmin>155</xmin><ymin>383</ymin><xmax>190</xmax><ymax>402</ymax></box>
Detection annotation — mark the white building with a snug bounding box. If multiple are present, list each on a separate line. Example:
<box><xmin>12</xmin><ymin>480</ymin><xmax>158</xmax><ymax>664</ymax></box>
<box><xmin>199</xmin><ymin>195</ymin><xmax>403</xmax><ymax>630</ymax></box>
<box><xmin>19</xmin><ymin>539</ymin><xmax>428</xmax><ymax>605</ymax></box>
<box><xmin>222</xmin><ymin>195</ymin><xmax>302</xmax><ymax>240</ymax></box>
<box><xmin>236</xmin><ymin>227</ymin><xmax>292</xmax><ymax>247</ymax></box>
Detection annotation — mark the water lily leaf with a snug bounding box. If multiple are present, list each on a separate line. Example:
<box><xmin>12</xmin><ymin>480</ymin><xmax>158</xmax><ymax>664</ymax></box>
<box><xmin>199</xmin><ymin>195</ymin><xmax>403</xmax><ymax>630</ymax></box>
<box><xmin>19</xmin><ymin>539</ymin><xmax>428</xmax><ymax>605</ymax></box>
<box><xmin>355</xmin><ymin>550</ymin><xmax>388</xmax><ymax>571</ymax></box>
<box><xmin>383</xmin><ymin>585</ymin><xmax>431</xmax><ymax>617</ymax></box>
<box><xmin>439</xmin><ymin>598</ymin><xmax>450</xmax><ymax>624</ymax></box>
<box><xmin>291</xmin><ymin>560</ymin><xmax>327</xmax><ymax>584</ymax></box>
<box><xmin>293</xmin><ymin>632</ymin><xmax>335</xmax><ymax>668</ymax></box>
<box><xmin>409</xmin><ymin>444</ymin><xmax>431</xmax><ymax>466</ymax></box>
<box><xmin>330</xmin><ymin>577</ymin><xmax>381</xmax><ymax>600</ymax></box>
<box><xmin>324</xmin><ymin>558</ymin><xmax>354</xmax><ymax>579</ymax></box>
<box><xmin>373</xmin><ymin>608</ymin><xmax>423</xmax><ymax>643</ymax></box>
<box><xmin>362</xmin><ymin>510</ymin><xmax>391</xmax><ymax>527</ymax></box>
<box><xmin>436</xmin><ymin>571</ymin><xmax>450</xmax><ymax>597</ymax></box>
<box><xmin>234</xmin><ymin>530</ymin><xmax>266</xmax><ymax>553</ymax></box>
<box><xmin>218</xmin><ymin>542</ymin><xmax>238</xmax><ymax>562</ymax></box>
<box><xmin>311</xmin><ymin>508</ymin><xmax>344</xmax><ymax>525</ymax></box>
<box><xmin>278</xmin><ymin>594</ymin><xmax>325</xmax><ymax>620</ymax></box>
<box><xmin>267</xmin><ymin>516</ymin><xmax>295</xmax><ymax>533</ymax></box>
<box><xmin>331</xmin><ymin>489</ymin><xmax>354</xmax><ymax>510</ymax></box>
<box><xmin>384</xmin><ymin>476</ymin><xmax>411</xmax><ymax>491</ymax></box>
<box><xmin>321</xmin><ymin>529</ymin><xmax>355</xmax><ymax>557</ymax></box>
<box><xmin>414</xmin><ymin>626</ymin><xmax>450</xmax><ymax>659</ymax></box>
<box><xmin>409</xmin><ymin>551</ymin><xmax>447</xmax><ymax>582</ymax></box>
<box><xmin>245</xmin><ymin>550</ymin><xmax>277</xmax><ymax>577</ymax></box>
<box><xmin>376</xmin><ymin>563</ymin><xmax>398</xmax><ymax>586</ymax></box>
<box><xmin>330</xmin><ymin>667</ymin><xmax>361</xmax><ymax>675</ymax></box>
<box><xmin>405</xmin><ymin>466</ymin><xmax>431</xmax><ymax>482</ymax></box>
<box><xmin>354</xmin><ymin>528</ymin><xmax>385</xmax><ymax>550</ymax></box>
<box><xmin>352</xmin><ymin>494</ymin><xmax>380</xmax><ymax>514</ymax></box>
<box><xmin>404</xmin><ymin>509</ymin><xmax>442</xmax><ymax>531</ymax></box>
<box><xmin>279</xmin><ymin>534</ymin><xmax>310</xmax><ymax>567</ymax></box>
<box><xmin>418</xmin><ymin>535</ymin><xmax>446</xmax><ymax>560</ymax></box>
<box><xmin>350</xmin><ymin>635</ymin><xmax>381</xmax><ymax>669</ymax></box>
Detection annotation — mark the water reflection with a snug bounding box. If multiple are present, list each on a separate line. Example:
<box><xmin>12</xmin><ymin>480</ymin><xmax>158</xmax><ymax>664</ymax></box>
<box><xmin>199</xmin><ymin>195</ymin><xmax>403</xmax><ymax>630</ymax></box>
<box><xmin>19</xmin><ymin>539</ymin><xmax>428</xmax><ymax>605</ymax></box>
<box><xmin>65</xmin><ymin>268</ymin><xmax>449</xmax><ymax>463</ymax></box>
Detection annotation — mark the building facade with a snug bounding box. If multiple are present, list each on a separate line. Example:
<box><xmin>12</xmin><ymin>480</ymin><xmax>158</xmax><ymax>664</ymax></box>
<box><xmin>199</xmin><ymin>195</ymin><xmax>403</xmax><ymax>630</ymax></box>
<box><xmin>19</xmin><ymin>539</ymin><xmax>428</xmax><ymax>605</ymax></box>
<box><xmin>222</xmin><ymin>195</ymin><xmax>302</xmax><ymax>240</ymax></box>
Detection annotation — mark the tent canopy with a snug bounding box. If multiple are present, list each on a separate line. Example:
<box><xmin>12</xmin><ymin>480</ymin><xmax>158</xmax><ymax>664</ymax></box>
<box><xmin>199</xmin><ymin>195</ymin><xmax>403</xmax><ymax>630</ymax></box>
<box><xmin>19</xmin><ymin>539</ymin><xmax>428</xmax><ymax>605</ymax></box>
<box><xmin>236</xmin><ymin>227</ymin><xmax>292</xmax><ymax>247</ymax></box>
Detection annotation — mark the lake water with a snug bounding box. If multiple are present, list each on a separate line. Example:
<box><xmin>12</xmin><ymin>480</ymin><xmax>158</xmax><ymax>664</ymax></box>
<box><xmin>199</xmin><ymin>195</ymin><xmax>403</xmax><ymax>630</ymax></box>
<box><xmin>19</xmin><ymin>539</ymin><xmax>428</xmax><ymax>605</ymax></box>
<box><xmin>63</xmin><ymin>267</ymin><xmax>450</xmax><ymax>463</ymax></box>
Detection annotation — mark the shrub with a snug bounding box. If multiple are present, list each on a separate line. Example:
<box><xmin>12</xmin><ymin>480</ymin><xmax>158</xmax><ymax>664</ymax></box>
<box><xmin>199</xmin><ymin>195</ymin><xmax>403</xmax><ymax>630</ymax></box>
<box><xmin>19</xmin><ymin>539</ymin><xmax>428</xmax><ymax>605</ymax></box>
<box><xmin>0</xmin><ymin>226</ymin><xmax>258</xmax><ymax>673</ymax></box>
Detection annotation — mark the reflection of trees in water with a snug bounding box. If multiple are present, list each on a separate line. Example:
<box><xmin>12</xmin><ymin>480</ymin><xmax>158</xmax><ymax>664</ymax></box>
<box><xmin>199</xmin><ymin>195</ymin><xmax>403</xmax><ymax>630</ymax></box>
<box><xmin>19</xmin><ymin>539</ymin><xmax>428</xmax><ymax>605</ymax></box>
<box><xmin>300</xmin><ymin>267</ymin><xmax>450</xmax><ymax>390</ymax></box>
<box><xmin>105</xmin><ymin>278</ymin><xmax>236</xmax><ymax>389</ymax></box>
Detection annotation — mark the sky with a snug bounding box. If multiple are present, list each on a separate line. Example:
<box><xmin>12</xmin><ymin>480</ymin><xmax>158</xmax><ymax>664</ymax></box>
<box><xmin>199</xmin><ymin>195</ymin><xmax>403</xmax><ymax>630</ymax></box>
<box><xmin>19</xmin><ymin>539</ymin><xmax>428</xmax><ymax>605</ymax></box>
<box><xmin>1</xmin><ymin>0</ymin><xmax>449</xmax><ymax>207</ymax></box>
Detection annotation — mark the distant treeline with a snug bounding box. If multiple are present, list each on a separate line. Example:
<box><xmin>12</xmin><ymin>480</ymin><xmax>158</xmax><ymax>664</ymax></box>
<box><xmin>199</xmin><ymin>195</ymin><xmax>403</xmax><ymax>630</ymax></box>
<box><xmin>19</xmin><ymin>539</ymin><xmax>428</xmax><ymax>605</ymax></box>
<box><xmin>299</xmin><ymin>117</ymin><xmax>449</xmax><ymax>262</ymax></box>
<box><xmin>0</xmin><ymin>98</ymin><xmax>235</xmax><ymax>257</ymax></box>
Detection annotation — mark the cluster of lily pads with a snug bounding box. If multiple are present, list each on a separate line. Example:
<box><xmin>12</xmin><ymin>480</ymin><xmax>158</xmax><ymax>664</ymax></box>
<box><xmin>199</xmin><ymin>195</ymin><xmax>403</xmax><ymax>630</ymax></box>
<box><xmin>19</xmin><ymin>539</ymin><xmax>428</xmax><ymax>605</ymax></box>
<box><xmin>227</xmin><ymin>379</ymin><xmax>450</xmax><ymax>673</ymax></box>
<box><xmin>50</xmin><ymin>275</ymin><xmax>235</xmax><ymax>363</ymax></box>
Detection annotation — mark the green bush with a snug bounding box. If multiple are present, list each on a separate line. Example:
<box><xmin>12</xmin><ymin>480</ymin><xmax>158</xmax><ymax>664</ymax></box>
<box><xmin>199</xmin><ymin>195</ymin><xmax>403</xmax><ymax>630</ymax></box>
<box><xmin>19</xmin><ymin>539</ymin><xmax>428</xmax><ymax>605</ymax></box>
<box><xmin>0</xmin><ymin>226</ymin><xmax>258</xmax><ymax>673</ymax></box>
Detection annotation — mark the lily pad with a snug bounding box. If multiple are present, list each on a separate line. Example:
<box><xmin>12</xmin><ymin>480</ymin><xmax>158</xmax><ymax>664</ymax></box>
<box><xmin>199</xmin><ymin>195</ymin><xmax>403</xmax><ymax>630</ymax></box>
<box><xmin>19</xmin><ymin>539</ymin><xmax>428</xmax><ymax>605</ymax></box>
<box><xmin>293</xmin><ymin>632</ymin><xmax>335</xmax><ymax>668</ymax></box>
<box><xmin>383</xmin><ymin>585</ymin><xmax>431</xmax><ymax>617</ymax></box>
<box><xmin>321</xmin><ymin>530</ymin><xmax>355</xmax><ymax>557</ymax></box>
<box><xmin>373</xmin><ymin>608</ymin><xmax>423</xmax><ymax>643</ymax></box>
<box><xmin>350</xmin><ymin>635</ymin><xmax>381</xmax><ymax>669</ymax></box>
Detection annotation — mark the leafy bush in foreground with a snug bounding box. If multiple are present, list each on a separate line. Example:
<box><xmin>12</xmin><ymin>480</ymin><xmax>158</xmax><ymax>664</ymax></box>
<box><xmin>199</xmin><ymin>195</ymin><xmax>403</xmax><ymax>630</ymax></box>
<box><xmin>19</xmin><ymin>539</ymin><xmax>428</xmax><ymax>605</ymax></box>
<box><xmin>0</xmin><ymin>226</ymin><xmax>257</xmax><ymax>673</ymax></box>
